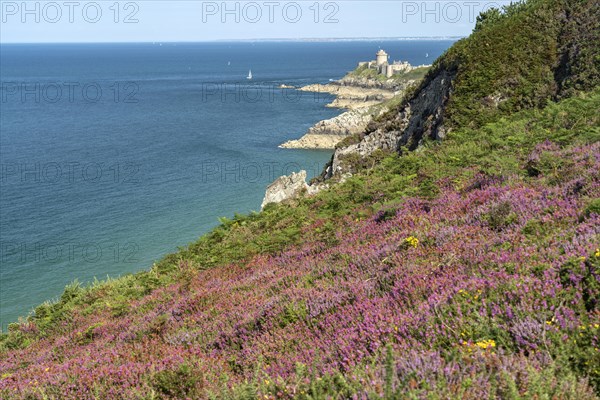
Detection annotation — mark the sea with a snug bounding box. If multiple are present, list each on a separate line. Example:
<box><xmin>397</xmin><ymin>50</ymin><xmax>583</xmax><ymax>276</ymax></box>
<box><xmin>0</xmin><ymin>40</ymin><xmax>455</xmax><ymax>329</ymax></box>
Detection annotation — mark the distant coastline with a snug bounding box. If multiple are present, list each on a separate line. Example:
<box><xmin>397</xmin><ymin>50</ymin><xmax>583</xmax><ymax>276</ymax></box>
<box><xmin>0</xmin><ymin>37</ymin><xmax>463</xmax><ymax>45</ymax></box>
<box><xmin>212</xmin><ymin>36</ymin><xmax>465</xmax><ymax>43</ymax></box>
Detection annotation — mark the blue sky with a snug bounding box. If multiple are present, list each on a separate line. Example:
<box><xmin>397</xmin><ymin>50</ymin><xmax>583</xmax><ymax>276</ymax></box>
<box><xmin>1</xmin><ymin>1</ymin><xmax>512</xmax><ymax>43</ymax></box>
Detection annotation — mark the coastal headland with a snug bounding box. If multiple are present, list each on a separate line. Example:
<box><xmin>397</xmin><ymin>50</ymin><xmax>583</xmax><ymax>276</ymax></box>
<box><xmin>280</xmin><ymin>53</ymin><xmax>430</xmax><ymax>150</ymax></box>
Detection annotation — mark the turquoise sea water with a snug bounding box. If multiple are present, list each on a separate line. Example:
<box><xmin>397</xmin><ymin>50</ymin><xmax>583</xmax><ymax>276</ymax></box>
<box><xmin>0</xmin><ymin>40</ymin><xmax>455</xmax><ymax>329</ymax></box>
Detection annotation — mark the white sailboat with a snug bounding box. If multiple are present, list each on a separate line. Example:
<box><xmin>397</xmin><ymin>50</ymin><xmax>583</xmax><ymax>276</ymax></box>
<box><xmin>246</xmin><ymin>69</ymin><xmax>252</xmax><ymax>80</ymax></box>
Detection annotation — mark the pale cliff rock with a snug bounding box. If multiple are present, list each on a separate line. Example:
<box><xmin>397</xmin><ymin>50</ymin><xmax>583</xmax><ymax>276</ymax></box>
<box><xmin>261</xmin><ymin>170</ymin><xmax>310</xmax><ymax>209</ymax></box>
<box><xmin>280</xmin><ymin>108</ymin><xmax>377</xmax><ymax>149</ymax></box>
<box><xmin>281</xmin><ymin>83</ymin><xmax>398</xmax><ymax>150</ymax></box>
<box><xmin>297</xmin><ymin>83</ymin><xmax>394</xmax><ymax>110</ymax></box>
<box><xmin>282</xmin><ymin>67</ymin><xmax>429</xmax><ymax>151</ymax></box>
<box><xmin>322</xmin><ymin>68</ymin><xmax>456</xmax><ymax>180</ymax></box>
<box><xmin>268</xmin><ymin>63</ymin><xmax>436</xmax><ymax>201</ymax></box>
<box><xmin>279</xmin><ymin>134</ymin><xmax>345</xmax><ymax>150</ymax></box>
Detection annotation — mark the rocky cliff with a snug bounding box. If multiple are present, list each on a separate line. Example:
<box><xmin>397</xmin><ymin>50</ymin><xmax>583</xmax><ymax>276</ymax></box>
<box><xmin>317</xmin><ymin>0</ymin><xmax>600</xmax><ymax>181</ymax></box>
<box><xmin>270</xmin><ymin>0</ymin><xmax>599</xmax><ymax>204</ymax></box>
<box><xmin>261</xmin><ymin>170</ymin><xmax>312</xmax><ymax>209</ymax></box>
<box><xmin>280</xmin><ymin>65</ymin><xmax>430</xmax><ymax>150</ymax></box>
<box><xmin>323</xmin><ymin>67</ymin><xmax>456</xmax><ymax>179</ymax></box>
<box><xmin>279</xmin><ymin>107</ymin><xmax>380</xmax><ymax>149</ymax></box>
<box><xmin>297</xmin><ymin>83</ymin><xmax>394</xmax><ymax>110</ymax></box>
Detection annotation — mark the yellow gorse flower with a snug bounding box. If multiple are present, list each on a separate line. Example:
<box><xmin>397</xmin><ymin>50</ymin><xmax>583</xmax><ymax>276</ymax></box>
<box><xmin>475</xmin><ymin>339</ymin><xmax>496</xmax><ymax>349</ymax></box>
<box><xmin>595</xmin><ymin>248</ymin><xmax>600</xmax><ymax>258</ymax></box>
<box><xmin>404</xmin><ymin>236</ymin><xmax>419</xmax><ymax>248</ymax></box>
<box><xmin>461</xmin><ymin>339</ymin><xmax>496</xmax><ymax>353</ymax></box>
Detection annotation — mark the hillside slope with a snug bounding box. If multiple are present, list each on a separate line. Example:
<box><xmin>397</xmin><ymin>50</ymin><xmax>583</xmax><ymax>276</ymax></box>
<box><xmin>1</xmin><ymin>0</ymin><xmax>600</xmax><ymax>398</ymax></box>
<box><xmin>1</xmin><ymin>87</ymin><xmax>599</xmax><ymax>400</ymax></box>
<box><xmin>323</xmin><ymin>0</ymin><xmax>599</xmax><ymax>180</ymax></box>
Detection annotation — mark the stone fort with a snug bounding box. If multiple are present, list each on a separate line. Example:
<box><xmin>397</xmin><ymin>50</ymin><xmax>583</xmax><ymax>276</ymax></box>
<box><xmin>358</xmin><ymin>49</ymin><xmax>423</xmax><ymax>78</ymax></box>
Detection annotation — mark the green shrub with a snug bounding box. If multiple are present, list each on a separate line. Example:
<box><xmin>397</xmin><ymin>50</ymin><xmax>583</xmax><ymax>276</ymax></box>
<box><xmin>484</xmin><ymin>201</ymin><xmax>518</xmax><ymax>231</ymax></box>
<box><xmin>152</xmin><ymin>363</ymin><xmax>204</xmax><ymax>398</ymax></box>
<box><xmin>583</xmin><ymin>198</ymin><xmax>600</xmax><ymax>218</ymax></box>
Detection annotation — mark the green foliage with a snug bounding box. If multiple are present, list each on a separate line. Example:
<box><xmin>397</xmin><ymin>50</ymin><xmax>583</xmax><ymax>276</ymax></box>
<box><xmin>473</xmin><ymin>7</ymin><xmax>503</xmax><ymax>32</ymax></box>
<box><xmin>347</xmin><ymin>64</ymin><xmax>429</xmax><ymax>84</ymax></box>
<box><xmin>583</xmin><ymin>198</ymin><xmax>600</xmax><ymax>219</ymax></box>
<box><xmin>152</xmin><ymin>363</ymin><xmax>204</xmax><ymax>399</ymax></box>
<box><xmin>522</xmin><ymin>218</ymin><xmax>544</xmax><ymax>237</ymax></box>
<box><xmin>375</xmin><ymin>0</ymin><xmax>599</xmax><ymax>136</ymax></box>
<box><xmin>473</xmin><ymin>1</ymin><xmax>530</xmax><ymax>32</ymax></box>
<box><xmin>278</xmin><ymin>301</ymin><xmax>308</xmax><ymax>329</ymax></box>
<box><xmin>483</xmin><ymin>201</ymin><xmax>518</xmax><ymax>231</ymax></box>
<box><xmin>384</xmin><ymin>344</ymin><xmax>394</xmax><ymax>399</ymax></box>
<box><xmin>0</xmin><ymin>329</ymin><xmax>30</xmax><ymax>351</ymax></box>
<box><xmin>1</xmin><ymin>2</ymin><xmax>599</xmax><ymax>394</ymax></box>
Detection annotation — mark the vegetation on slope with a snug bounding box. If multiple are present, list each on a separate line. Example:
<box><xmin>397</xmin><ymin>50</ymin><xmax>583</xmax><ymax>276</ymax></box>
<box><xmin>1</xmin><ymin>0</ymin><xmax>599</xmax><ymax>398</ymax></box>
<box><xmin>372</xmin><ymin>0</ymin><xmax>600</xmax><ymax>135</ymax></box>
<box><xmin>1</xmin><ymin>86</ymin><xmax>599</xmax><ymax>398</ymax></box>
<box><xmin>347</xmin><ymin>64</ymin><xmax>430</xmax><ymax>84</ymax></box>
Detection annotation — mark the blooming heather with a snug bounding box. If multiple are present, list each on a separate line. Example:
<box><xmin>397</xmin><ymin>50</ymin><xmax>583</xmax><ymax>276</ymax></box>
<box><xmin>0</xmin><ymin>139</ymin><xmax>598</xmax><ymax>398</ymax></box>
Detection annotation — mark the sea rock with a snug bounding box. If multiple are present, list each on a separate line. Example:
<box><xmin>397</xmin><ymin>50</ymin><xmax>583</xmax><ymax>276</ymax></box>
<box><xmin>261</xmin><ymin>170</ymin><xmax>309</xmax><ymax>209</ymax></box>
<box><xmin>279</xmin><ymin>134</ymin><xmax>346</xmax><ymax>150</ymax></box>
<box><xmin>298</xmin><ymin>83</ymin><xmax>394</xmax><ymax>110</ymax></box>
<box><xmin>284</xmin><ymin>67</ymin><xmax>430</xmax><ymax>151</ymax></box>
<box><xmin>280</xmin><ymin>108</ymin><xmax>375</xmax><ymax>149</ymax></box>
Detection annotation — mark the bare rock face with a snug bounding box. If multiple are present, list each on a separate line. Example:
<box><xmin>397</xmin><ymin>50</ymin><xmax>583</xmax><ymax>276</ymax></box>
<box><xmin>283</xmin><ymin>67</ymin><xmax>430</xmax><ymax>151</ymax></box>
<box><xmin>280</xmin><ymin>108</ymin><xmax>376</xmax><ymax>149</ymax></box>
<box><xmin>324</xmin><ymin>68</ymin><xmax>456</xmax><ymax>180</ymax></box>
<box><xmin>297</xmin><ymin>83</ymin><xmax>394</xmax><ymax>110</ymax></box>
<box><xmin>279</xmin><ymin>134</ymin><xmax>346</xmax><ymax>150</ymax></box>
<box><xmin>261</xmin><ymin>170</ymin><xmax>309</xmax><ymax>209</ymax></box>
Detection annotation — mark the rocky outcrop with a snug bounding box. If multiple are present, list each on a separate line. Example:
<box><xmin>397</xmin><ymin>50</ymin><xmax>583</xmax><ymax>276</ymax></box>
<box><xmin>278</xmin><ymin>134</ymin><xmax>346</xmax><ymax>150</ymax></box>
<box><xmin>261</xmin><ymin>170</ymin><xmax>315</xmax><ymax>209</ymax></box>
<box><xmin>282</xmin><ymin>65</ymin><xmax>431</xmax><ymax>150</ymax></box>
<box><xmin>322</xmin><ymin>67</ymin><xmax>456</xmax><ymax>180</ymax></box>
<box><xmin>298</xmin><ymin>83</ymin><xmax>395</xmax><ymax>110</ymax></box>
<box><xmin>280</xmin><ymin>108</ymin><xmax>376</xmax><ymax>149</ymax></box>
<box><xmin>281</xmin><ymin>81</ymin><xmax>404</xmax><ymax>150</ymax></box>
<box><xmin>335</xmin><ymin>75</ymin><xmax>415</xmax><ymax>92</ymax></box>
<box><xmin>279</xmin><ymin>86</ymin><xmax>392</xmax><ymax>150</ymax></box>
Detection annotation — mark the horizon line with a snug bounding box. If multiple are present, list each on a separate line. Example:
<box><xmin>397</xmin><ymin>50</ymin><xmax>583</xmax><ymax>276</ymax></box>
<box><xmin>0</xmin><ymin>36</ymin><xmax>464</xmax><ymax>45</ymax></box>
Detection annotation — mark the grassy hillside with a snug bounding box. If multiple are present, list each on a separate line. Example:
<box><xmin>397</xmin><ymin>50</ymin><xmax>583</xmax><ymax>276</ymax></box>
<box><xmin>1</xmin><ymin>0</ymin><xmax>599</xmax><ymax>398</ymax></box>
<box><xmin>347</xmin><ymin>64</ymin><xmax>430</xmax><ymax>84</ymax></box>
<box><xmin>371</xmin><ymin>0</ymin><xmax>600</xmax><ymax>137</ymax></box>
<box><xmin>1</xmin><ymin>88</ymin><xmax>598</xmax><ymax>399</ymax></box>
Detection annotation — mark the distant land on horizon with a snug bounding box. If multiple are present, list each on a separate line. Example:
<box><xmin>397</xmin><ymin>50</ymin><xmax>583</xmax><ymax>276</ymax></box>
<box><xmin>0</xmin><ymin>36</ymin><xmax>464</xmax><ymax>45</ymax></box>
<box><xmin>214</xmin><ymin>36</ymin><xmax>465</xmax><ymax>42</ymax></box>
